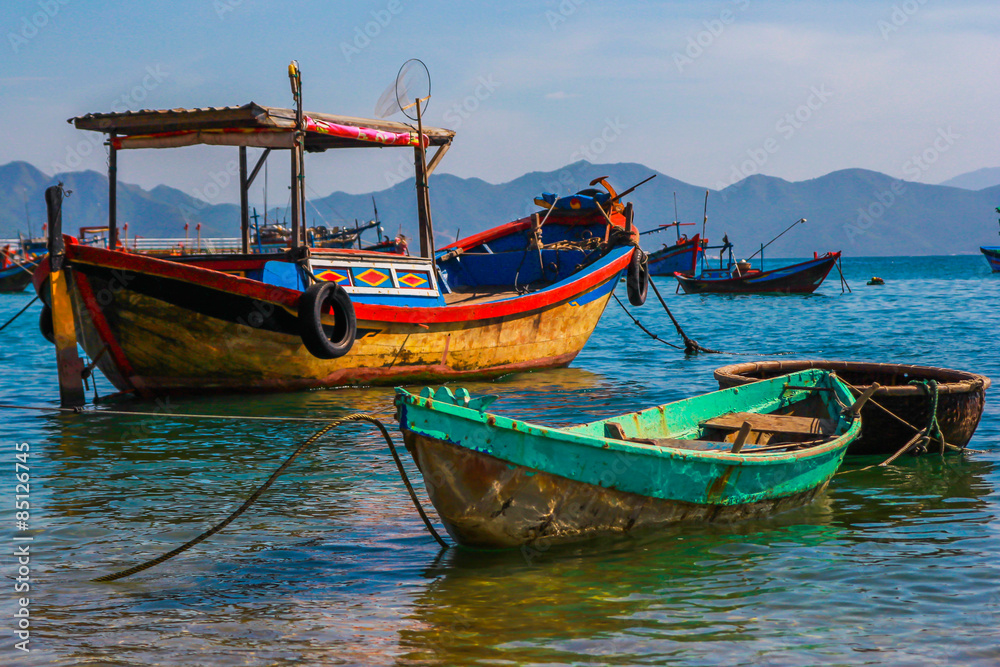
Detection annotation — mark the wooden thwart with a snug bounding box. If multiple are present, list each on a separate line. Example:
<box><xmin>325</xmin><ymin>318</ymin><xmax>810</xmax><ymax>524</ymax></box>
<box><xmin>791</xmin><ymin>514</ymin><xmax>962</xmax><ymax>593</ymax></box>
<box><xmin>701</xmin><ymin>412</ymin><xmax>835</xmax><ymax>436</ymax></box>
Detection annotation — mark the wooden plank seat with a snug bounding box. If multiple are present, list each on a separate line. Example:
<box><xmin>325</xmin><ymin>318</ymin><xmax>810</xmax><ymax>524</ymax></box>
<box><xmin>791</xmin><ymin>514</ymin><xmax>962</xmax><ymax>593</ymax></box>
<box><xmin>699</xmin><ymin>412</ymin><xmax>835</xmax><ymax>437</ymax></box>
<box><xmin>603</xmin><ymin>422</ymin><xmax>734</xmax><ymax>452</ymax></box>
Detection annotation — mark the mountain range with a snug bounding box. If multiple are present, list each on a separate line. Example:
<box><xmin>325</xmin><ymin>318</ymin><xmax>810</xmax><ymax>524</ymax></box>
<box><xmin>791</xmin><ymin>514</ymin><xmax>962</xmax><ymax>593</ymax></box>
<box><xmin>2</xmin><ymin>160</ymin><xmax>998</xmax><ymax>257</ymax></box>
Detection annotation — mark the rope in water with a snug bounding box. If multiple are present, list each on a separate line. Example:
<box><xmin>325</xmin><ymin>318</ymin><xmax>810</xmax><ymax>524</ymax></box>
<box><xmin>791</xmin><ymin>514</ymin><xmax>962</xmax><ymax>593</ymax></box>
<box><xmin>94</xmin><ymin>413</ymin><xmax>446</xmax><ymax>582</ymax></box>
<box><xmin>0</xmin><ymin>295</ymin><xmax>39</xmax><ymax>333</ymax></box>
<box><xmin>615</xmin><ymin>278</ymin><xmax>792</xmax><ymax>357</ymax></box>
<box><xmin>0</xmin><ymin>402</ymin><xmax>373</xmax><ymax>423</ymax></box>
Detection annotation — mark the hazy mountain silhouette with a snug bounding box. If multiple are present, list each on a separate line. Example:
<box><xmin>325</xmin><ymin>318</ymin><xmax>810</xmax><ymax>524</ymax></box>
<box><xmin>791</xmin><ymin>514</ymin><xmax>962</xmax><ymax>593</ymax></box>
<box><xmin>939</xmin><ymin>167</ymin><xmax>1000</xmax><ymax>191</ymax></box>
<box><xmin>2</xmin><ymin>159</ymin><xmax>997</xmax><ymax>256</ymax></box>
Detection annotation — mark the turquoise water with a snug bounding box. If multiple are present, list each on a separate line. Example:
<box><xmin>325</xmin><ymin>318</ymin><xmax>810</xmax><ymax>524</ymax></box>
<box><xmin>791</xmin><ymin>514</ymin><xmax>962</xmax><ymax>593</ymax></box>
<box><xmin>2</xmin><ymin>255</ymin><xmax>998</xmax><ymax>666</ymax></box>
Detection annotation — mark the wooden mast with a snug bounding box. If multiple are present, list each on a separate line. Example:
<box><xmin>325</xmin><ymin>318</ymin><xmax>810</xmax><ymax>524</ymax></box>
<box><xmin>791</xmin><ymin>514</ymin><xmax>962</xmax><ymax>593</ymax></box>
<box><xmin>288</xmin><ymin>61</ymin><xmax>304</xmax><ymax>250</ymax></box>
<box><xmin>414</xmin><ymin>97</ymin><xmax>434</xmax><ymax>258</ymax></box>
<box><xmin>239</xmin><ymin>146</ymin><xmax>250</xmax><ymax>253</ymax></box>
<box><xmin>108</xmin><ymin>133</ymin><xmax>118</xmax><ymax>250</ymax></box>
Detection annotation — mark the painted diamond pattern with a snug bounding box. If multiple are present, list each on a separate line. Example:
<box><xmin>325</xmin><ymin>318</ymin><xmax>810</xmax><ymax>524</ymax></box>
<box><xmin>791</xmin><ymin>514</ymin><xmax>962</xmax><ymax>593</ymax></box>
<box><xmin>354</xmin><ymin>268</ymin><xmax>391</xmax><ymax>287</ymax></box>
<box><xmin>397</xmin><ymin>271</ymin><xmax>430</xmax><ymax>289</ymax></box>
<box><xmin>317</xmin><ymin>269</ymin><xmax>351</xmax><ymax>286</ymax></box>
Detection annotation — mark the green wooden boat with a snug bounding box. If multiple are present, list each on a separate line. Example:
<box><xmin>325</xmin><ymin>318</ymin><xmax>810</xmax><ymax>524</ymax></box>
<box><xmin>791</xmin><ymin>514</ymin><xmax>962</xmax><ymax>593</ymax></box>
<box><xmin>394</xmin><ymin>370</ymin><xmax>864</xmax><ymax>549</ymax></box>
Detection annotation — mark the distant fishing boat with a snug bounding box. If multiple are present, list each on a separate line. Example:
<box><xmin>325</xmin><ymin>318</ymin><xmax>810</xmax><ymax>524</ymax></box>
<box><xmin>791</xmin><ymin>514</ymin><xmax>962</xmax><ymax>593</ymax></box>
<box><xmin>982</xmin><ymin>247</ymin><xmax>1000</xmax><ymax>272</ymax></box>
<box><xmin>981</xmin><ymin>207</ymin><xmax>1000</xmax><ymax>272</ymax></box>
<box><xmin>641</xmin><ymin>192</ymin><xmax>704</xmax><ymax>276</ymax></box>
<box><xmin>674</xmin><ymin>252</ymin><xmax>841</xmax><ymax>295</ymax></box>
<box><xmin>395</xmin><ymin>369</ymin><xmax>864</xmax><ymax>548</ymax></box>
<box><xmin>0</xmin><ymin>240</ymin><xmax>45</xmax><ymax>293</ymax></box>
<box><xmin>714</xmin><ymin>360</ymin><xmax>991</xmax><ymax>456</ymax></box>
<box><xmin>33</xmin><ymin>61</ymin><xmax>649</xmax><ymax>404</ymax></box>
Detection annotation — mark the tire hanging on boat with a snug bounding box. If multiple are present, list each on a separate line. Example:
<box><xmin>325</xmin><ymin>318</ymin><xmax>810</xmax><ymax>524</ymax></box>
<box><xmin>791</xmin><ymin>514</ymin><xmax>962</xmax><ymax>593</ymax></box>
<box><xmin>298</xmin><ymin>282</ymin><xmax>356</xmax><ymax>359</ymax></box>
<box><xmin>39</xmin><ymin>304</ymin><xmax>55</xmax><ymax>344</ymax></box>
<box><xmin>626</xmin><ymin>248</ymin><xmax>648</xmax><ymax>306</ymax></box>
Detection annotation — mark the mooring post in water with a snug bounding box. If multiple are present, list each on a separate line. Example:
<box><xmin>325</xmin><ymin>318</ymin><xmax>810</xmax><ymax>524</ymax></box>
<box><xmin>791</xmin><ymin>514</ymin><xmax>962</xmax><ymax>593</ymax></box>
<box><xmin>45</xmin><ymin>185</ymin><xmax>86</xmax><ymax>407</ymax></box>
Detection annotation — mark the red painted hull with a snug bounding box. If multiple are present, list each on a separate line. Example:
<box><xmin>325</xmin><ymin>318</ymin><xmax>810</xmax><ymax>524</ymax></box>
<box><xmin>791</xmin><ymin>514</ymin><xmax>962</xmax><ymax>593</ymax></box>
<box><xmin>34</xmin><ymin>220</ymin><xmax>633</xmax><ymax>396</ymax></box>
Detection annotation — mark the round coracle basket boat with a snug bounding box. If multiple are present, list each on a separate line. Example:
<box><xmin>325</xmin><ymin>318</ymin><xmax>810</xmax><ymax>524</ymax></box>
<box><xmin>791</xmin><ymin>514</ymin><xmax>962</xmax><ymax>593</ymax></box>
<box><xmin>713</xmin><ymin>360</ymin><xmax>991</xmax><ymax>456</ymax></box>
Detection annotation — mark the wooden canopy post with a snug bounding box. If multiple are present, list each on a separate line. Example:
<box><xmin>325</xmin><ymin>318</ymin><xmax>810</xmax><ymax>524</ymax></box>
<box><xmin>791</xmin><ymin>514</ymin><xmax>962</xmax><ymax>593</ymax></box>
<box><xmin>288</xmin><ymin>60</ymin><xmax>306</xmax><ymax>251</ymax></box>
<box><xmin>108</xmin><ymin>133</ymin><xmax>118</xmax><ymax>250</ymax></box>
<box><xmin>414</xmin><ymin>98</ymin><xmax>434</xmax><ymax>258</ymax></box>
<box><xmin>45</xmin><ymin>185</ymin><xmax>86</xmax><ymax>407</ymax></box>
<box><xmin>290</xmin><ymin>144</ymin><xmax>301</xmax><ymax>249</ymax></box>
<box><xmin>239</xmin><ymin>146</ymin><xmax>250</xmax><ymax>253</ymax></box>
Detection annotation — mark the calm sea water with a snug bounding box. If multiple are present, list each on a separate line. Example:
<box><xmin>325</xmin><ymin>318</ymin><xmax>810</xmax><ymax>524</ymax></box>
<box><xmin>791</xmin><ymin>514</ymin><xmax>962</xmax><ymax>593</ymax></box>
<box><xmin>2</xmin><ymin>255</ymin><xmax>998</xmax><ymax>666</ymax></box>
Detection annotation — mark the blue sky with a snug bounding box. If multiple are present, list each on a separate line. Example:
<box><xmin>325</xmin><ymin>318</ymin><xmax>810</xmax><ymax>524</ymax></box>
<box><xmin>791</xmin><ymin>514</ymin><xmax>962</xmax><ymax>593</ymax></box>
<box><xmin>2</xmin><ymin>0</ymin><xmax>998</xmax><ymax>209</ymax></box>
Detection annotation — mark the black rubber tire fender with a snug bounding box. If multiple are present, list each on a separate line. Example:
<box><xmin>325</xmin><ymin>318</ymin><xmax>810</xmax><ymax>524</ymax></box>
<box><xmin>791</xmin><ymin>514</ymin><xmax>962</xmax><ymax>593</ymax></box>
<box><xmin>297</xmin><ymin>282</ymin><xmax>356</xmax><ymax>359</ymax></box>
<box><xmin>39</xmin><ymin>304</ymin><xmax>55</xmax><ymax>344</ymax></box>
<box><xmin>626</xmin><ymin>248</ymin><xmax>648</xmax><ymax>306</ymax></box>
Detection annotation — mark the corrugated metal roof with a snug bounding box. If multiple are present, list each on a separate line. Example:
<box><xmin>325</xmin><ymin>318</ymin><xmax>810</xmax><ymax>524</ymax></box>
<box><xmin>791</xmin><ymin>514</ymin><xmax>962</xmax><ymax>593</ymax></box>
<box><xmin>69</xmin><ymin>103</ymin><xmax>455</xmax><ymax>149</ymax></box>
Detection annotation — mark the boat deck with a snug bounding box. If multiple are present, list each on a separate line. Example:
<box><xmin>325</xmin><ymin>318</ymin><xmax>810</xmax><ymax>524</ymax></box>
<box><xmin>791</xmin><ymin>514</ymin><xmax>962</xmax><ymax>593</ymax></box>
<box><xmin>443</xmin><ymin>287</ymin><xmax>526</xmax><ymax>306</ymax></box>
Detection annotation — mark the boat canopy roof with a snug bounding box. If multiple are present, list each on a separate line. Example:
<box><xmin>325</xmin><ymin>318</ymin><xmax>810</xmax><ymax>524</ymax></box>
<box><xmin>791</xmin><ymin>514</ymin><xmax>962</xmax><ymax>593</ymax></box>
<box><xmin>69</xmin><ymin>103</ymin><xmax>455</xmax><ymax>152</ymax></box>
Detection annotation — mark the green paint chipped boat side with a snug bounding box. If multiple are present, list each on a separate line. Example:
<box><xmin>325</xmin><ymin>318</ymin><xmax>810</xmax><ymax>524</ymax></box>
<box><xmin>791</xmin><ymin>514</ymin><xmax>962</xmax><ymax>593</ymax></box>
<box><xmin>394</xmin><ymin>370</ymin><xmax>861</xmax><ymax>548</ymax></box>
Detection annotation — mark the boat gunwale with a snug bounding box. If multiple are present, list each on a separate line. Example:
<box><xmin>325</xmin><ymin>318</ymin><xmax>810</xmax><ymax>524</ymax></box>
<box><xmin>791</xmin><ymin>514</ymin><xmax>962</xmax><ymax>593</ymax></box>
<box><xmin>395</xmin><ymin>370</ymin><xmax>860</xmax><ymax>467</ymax></box>
<box><xmin>714</xmin><ymin>359</ymin><xmax>992</xmax><ymax>397</ymax></box>
<box><xmin>51</xmin><ymin>240</ymin><xmax>634</xmax><ymax>325</ymax></box>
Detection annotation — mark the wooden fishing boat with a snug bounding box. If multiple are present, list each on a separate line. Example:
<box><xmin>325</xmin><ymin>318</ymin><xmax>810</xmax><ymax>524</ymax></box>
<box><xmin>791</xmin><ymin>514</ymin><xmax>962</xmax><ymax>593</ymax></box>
<box><xmin>0</xmin><ymin>244</ymin><xmax>44</xmax><ymax>293</ymax></box>
<box><xmin>646</xmin><ymin>235</ymin><xmax>703</xmax><ymax>276</ymax></box>
<box><xmin>674</xmin><ymin>252</ymin><xmax>841</xmax><ymax>294</ymax></box>
<box><xmin>394</xmin><ymin>369</ymin><xmax>863</xmax><ymax>548</ymax></box>
<box><xmin>714</xmin><ymin>360</ymin><xmax>991</xmax><ymax>456</ymax></box>
<box><xmin>33</xmin><ymin>63</ymin><xmax>646</xmax><ymax>404</ymax></box>
<box><xmin>981</xmin><ymin>246</ymin><xmax>1000</xmax><ymax>272</ymax></box>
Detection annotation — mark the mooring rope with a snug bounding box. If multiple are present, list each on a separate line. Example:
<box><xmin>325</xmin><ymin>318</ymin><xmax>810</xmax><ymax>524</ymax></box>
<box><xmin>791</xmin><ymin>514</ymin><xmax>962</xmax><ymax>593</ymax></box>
<box><xmin>0</xmin><ymin>295</ymin><xmax>38</xmax><ymax>333</ymax></box>
<box><xmin>835</xmin><ymin>377</ymin><xmax>974</xmax><ymax>475</ymax></box>
<box><xmin>94</xmin><ymin>413</ymin><xmax>447</xmax><ymax>582</ymax></box>
<box><xmin>615</xmin><ymin>280</ymin><xmax>791</xmax><ymax>357</ymax></box>
<box><xmin>0</xmin><ymin>402</ymin><xmax>368</xmax><ymax>423</ymax></box>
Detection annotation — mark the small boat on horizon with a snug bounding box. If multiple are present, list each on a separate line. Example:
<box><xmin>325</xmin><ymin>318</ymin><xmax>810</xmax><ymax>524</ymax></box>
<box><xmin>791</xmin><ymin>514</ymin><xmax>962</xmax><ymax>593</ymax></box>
<box><xmin>672</xmin><ymin>218</ymin><xmax>842</xmax><ymax>295</ymax></box>
<box><xmin>980</xmin><ymin>206</ymin><xmax>1000</xmax><ymax>272</ymax></box>
<box><xmin>395</xmin><ymin>369</ymin><xmax>863</xmax><ymax>549</ymax></box>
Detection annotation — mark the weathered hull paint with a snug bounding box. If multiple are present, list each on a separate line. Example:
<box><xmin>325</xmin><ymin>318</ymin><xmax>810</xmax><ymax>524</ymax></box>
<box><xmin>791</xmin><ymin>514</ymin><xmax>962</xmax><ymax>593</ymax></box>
<box><xmin>403</xmin><ymin>431</ymin><xmax>829</xmax><ymax>548</ymax></box>
<box><xmin>715</xmin><ymin>360</ymin><xmax>992</xmax><ymax>455</ymax></box>
<box><xmin>395</xmin><ymin>370</ymin><xmax>859</xmax><ymax>548</ymax></box>
<box><xmin>43</xmin><ymin>243</ymin><xmax>629</xmax><ymax>394</ymax></box>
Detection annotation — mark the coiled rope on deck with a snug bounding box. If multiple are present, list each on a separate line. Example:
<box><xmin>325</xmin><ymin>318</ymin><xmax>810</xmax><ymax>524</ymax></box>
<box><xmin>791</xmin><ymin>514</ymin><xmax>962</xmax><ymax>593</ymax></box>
<box><xmin>91</xmin><ymin>413</ymin><xmax>447</xmax><ymax>582</ymax></box>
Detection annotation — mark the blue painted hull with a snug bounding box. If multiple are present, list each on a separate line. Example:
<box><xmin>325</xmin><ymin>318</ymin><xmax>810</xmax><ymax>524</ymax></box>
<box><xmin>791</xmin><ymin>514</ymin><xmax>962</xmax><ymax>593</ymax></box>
<box><xmin>646</xmin><ymin>236</ymin><xmax>702</xmax><ymax>276</ymax></box>
<box><xmin>981</xmin><ymin>246</ymin><xmax>1000</xmax><ymax>272</ymax></box>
